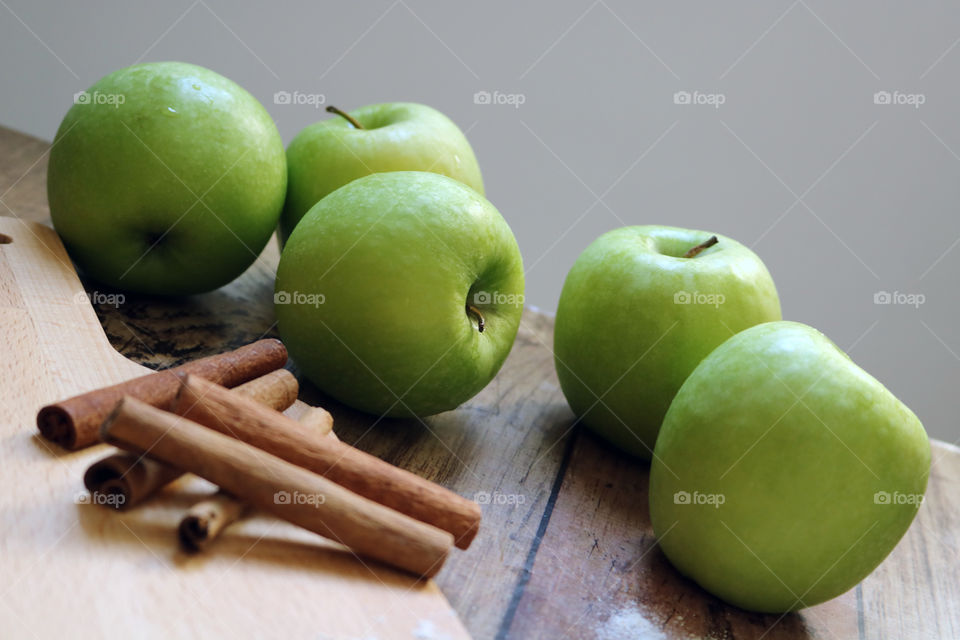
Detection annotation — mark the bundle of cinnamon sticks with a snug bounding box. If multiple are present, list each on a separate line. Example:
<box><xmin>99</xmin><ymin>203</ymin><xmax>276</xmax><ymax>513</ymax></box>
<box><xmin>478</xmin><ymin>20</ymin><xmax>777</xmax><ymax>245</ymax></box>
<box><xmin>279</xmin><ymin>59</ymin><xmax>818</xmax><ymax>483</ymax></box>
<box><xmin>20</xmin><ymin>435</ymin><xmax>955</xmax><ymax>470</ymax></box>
<box><xmin>37</xmin><ymin>339</ymin><xmax>481</xmax><ymax>579</ymax></box>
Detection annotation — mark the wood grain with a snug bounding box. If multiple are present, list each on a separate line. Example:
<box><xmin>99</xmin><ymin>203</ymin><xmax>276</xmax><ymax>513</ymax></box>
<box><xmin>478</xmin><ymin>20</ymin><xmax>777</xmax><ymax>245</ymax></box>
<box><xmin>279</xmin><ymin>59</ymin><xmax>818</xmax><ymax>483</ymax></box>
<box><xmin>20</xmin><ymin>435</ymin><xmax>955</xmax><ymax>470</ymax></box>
<box><xmin>501</xmin><ymin>417</ymin><xmax>960</xmax><ymax>640</ymax></box>
<box><xmin>2</xmin><ymin>124</ymin><xmax>957</xmax><ymax>639</ymax></box>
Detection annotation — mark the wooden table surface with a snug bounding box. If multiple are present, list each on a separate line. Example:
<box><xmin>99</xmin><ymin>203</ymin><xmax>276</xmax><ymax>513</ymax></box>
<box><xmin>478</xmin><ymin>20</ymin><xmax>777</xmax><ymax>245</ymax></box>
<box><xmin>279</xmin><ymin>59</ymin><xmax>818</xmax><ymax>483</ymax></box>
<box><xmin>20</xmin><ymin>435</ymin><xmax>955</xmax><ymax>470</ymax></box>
<box><xmin>2</xmin><ymin>125</ymin><xmax>958</xmax><ymax>639</ymax></box>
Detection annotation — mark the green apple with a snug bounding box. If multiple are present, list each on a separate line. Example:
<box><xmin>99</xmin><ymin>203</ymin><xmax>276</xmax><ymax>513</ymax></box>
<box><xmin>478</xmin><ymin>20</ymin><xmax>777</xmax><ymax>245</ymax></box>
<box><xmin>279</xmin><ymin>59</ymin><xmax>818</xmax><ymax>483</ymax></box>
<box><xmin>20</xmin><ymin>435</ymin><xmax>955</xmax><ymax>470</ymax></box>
<box><xmin>274</xmin><ymin>171</ymin><xmax>523</xmax><ymax>417</ymax></box>
<box><xmin>47</xmin><ymin>61</ymin><xmax>286</xmax><ymax>294</ymax></box>
<box><xmin>554</xmin><ymin>226</ymin><xmax>781</xmax><ymax>459</ymax></box>
<box><xmin>649</xmin><ymin>321</ymin><xmax>930</xmax><ymax>612</ymax></box>
<box><xmin>280</xmin><ymin>102</ymin><xmax>483</xmax><ymax>240</ymax></box>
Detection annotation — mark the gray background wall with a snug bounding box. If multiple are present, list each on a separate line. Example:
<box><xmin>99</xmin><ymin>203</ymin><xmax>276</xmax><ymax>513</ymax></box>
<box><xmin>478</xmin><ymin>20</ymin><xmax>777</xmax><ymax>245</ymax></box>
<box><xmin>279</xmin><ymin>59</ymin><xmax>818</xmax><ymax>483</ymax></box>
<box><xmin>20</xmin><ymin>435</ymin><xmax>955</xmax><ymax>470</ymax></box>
<box><xmin>2</xmin><ymin>1</ymin><xmax>958</xmax><ymax>442</ymax></box>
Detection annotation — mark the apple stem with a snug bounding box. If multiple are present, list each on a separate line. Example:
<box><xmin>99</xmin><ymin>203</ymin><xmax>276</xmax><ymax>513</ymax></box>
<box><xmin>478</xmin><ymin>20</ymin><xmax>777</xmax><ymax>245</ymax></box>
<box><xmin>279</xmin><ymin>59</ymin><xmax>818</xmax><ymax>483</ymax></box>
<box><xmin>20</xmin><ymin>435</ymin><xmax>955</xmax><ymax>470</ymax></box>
<box><xmin>466</xmin><ymin>304</ymin><xmax>486</xmax><ymax>333</ymax></box>
<box><xmin>326</xmin><ymin>106</ymin><xmax>363</xmax><ymax>129</ymax></box>
<box><xmin>683</xmin><ymin>235</ymin><xmax>718</xmax><ymax>258</ymax></box>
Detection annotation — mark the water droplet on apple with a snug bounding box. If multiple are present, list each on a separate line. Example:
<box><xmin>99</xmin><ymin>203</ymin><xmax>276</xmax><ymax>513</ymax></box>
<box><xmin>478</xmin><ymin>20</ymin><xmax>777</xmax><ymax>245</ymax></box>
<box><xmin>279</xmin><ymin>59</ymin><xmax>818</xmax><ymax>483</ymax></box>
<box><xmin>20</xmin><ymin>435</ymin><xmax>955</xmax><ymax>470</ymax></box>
<box><xmin>167</xmin><ymin>106</ymin><xmax>177</xmax><ymax>114</ymax></box>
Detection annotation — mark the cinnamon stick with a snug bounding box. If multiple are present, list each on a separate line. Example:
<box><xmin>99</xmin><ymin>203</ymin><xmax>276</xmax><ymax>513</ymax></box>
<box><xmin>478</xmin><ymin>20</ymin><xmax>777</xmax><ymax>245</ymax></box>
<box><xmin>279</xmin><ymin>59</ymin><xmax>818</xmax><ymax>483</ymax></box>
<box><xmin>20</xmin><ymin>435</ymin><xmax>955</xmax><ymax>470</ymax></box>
<box><xmin>84</xmin><ymin>369</ymin><xmax>299</xmax><ymax>509</ymax></box>
<box><xmin>230</xmin><ymin>368</ymin><xmax>300</xmax><ymax>411</ymax></box>
<box><xmin>101</xmin><ymin>397</ymin><xmax>453</xmax><ymax>578</ymax></box>
<box><xmin>179</xmin><ymin>406</ymin><xmax>337</xmax><ymax>550</ymax></box>
<box><xmin>39</xmin><ymin>339</ymin><xmax>288</xmax><ymax>450</ymax></box>
<box><xmin>178</xmin><ymin>490</ymin><xmax>249</xmax><ymax>552</ymax></box>
<box><xmin>173</xmin><ymin>375</ymin><xmax>481</xmax><ymax>549</ymax></box>
<box><xmin>83</xmin><ymin>454</ymin><xmax>181</xmax><ymax>510</ymax></box>
<box><xmin>291</xmin><ymin>405</ymin><xmax>334</xmax><ymax>437</ymax></box>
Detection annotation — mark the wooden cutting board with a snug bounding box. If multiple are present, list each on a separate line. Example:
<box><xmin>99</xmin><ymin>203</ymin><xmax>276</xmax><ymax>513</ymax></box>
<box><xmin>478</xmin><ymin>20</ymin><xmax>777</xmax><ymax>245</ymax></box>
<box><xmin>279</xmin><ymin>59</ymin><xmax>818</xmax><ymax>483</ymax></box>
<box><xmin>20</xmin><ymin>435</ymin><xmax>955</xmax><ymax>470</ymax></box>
<box><xmin>2</xmin><ymin>124</ymin><xmax>958</xmax><ymax>639</ymax></box>
<box><xmin>0</xmin><ymin>217</ymin><xmax>470</xmax><ymax>639</ymax></box>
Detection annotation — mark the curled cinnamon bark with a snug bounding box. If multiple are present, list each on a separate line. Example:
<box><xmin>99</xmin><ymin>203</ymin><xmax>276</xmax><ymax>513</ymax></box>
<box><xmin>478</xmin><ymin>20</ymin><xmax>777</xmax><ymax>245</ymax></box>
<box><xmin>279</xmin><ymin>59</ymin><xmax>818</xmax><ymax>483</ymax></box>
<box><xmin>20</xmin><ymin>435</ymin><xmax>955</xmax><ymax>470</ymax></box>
<box><xmin>39</xmin><ymin>339</ymin><xmax>288</xmax><ymax>450</ymax></box>
<box><xmin>83</xmin><ymin>369</ymin><xmax>298</xmax><ymax>509</ymax></box>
